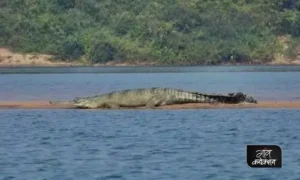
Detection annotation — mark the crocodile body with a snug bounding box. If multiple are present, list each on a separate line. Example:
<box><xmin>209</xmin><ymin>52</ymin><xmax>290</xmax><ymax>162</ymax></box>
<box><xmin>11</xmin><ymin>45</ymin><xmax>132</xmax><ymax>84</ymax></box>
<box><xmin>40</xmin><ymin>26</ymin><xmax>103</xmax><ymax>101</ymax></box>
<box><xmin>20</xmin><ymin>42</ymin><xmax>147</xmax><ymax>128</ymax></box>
<box><xmin>49</xmin><ymin>88</ymin><xmax>257</xmax><ymax>109</ymax></box>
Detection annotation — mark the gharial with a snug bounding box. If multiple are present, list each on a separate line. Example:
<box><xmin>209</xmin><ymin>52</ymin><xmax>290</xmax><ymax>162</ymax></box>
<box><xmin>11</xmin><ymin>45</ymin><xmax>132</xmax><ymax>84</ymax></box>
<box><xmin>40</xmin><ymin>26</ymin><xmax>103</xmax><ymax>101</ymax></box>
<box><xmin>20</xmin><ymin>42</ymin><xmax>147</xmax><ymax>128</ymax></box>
<box><xmin>49</xmin><ymin>87</ymin><xmax>257</xmax><ymax>109</ymax></box>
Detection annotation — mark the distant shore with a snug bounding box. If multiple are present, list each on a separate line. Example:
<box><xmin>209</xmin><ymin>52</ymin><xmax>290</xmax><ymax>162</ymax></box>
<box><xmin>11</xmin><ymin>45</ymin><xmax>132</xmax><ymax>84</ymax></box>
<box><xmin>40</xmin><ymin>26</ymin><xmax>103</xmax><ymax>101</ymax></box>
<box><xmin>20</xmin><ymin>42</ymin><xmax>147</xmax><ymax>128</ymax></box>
<box><xmin>1</xmin><ymin>48</ymin><xmax>300</xmax><ymax>67</ymax></box>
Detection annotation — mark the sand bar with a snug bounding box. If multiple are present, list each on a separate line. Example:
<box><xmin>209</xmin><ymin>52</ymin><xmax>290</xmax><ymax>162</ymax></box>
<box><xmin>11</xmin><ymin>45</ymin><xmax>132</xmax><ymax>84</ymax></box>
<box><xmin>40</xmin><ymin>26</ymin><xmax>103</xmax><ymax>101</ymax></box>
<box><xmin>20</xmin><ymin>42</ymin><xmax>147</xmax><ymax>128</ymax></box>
<box><xmin>0</xmin><ymin>101</ymin><xmax>300</xmax><ymax>110</ymax></box>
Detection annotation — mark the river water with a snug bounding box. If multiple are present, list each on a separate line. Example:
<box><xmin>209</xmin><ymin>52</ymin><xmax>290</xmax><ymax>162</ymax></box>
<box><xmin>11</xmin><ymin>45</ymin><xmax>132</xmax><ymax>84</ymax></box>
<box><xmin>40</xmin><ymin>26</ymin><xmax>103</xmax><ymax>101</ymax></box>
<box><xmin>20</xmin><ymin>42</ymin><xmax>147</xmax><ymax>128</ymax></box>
<box><xmin>0</xmin><ymin>66</ymin><xmax>300</xmax><ymax>180</ymax></box>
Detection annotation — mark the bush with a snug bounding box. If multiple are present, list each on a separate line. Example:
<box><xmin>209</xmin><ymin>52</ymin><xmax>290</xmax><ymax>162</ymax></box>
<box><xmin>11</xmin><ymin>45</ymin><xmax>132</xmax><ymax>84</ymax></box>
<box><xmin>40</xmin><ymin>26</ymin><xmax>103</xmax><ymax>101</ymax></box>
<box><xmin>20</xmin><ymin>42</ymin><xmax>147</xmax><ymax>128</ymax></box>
<box><xmin>2</xmin><ymin>0</ymin><xmax>300</xmax><ymax>65</ymax></box>
<box><xmin>59</xmin><ymin>41</ymin><xmax>84</xmax><ymax>61</ymax></box>
<box><xmin>279</xmin><ymin>11</ymin><xmax>300</xmax><ymax>36</ymax></box>
<box><xmin>57</xmin><ymin>0</ymin><xmax>75</xmax><ymax>10</ymax></box>
<box><xmin>89</xmin><ymin>42</ymin><xmax>117</xmax><ymax>63</ymax></box>
<box><xmin>0</xmin><ymin>24</ymin><xmax>8</xmax><ymax>45</ymax></box>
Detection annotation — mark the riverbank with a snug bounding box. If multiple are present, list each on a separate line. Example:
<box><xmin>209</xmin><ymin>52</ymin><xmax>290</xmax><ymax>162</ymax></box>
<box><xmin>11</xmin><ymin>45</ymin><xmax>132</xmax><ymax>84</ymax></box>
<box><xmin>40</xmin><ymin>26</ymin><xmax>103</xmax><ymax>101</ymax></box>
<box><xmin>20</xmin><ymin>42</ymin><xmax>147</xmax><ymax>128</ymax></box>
<box><xmin>1</xmin><ymin>101</ymin><xmax>300</xmax><ymax>109</ymax></box>
<box><xmin>0</xmin><ymin>48</ymin><xmax>160</xmax><ymax>67</ymax></box>
<box><xmin>1</xmin><ymin>48</ymin><xmax>300</xmax><ymax>67</ymax></box>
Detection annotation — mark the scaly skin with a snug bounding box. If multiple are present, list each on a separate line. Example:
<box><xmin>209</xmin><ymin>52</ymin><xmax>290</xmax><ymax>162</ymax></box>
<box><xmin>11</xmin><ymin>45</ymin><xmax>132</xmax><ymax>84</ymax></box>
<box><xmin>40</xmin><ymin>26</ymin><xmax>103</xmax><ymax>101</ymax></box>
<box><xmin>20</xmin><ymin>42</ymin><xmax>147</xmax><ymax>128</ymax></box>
<box><xmin>49</xmin><ymin>88</ymin><xmax>257</xmax><ymax>109</ymax></box>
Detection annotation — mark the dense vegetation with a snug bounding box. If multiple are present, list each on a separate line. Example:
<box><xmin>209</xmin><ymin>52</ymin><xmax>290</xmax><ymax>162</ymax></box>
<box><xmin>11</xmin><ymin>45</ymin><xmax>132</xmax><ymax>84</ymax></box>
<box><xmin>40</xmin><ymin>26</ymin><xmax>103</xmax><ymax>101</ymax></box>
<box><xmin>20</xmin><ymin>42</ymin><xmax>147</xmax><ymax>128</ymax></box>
<box><xmin>1</xmin><ymin>0</ymin><xmax>300</xmax><ymax>65</ymax></box>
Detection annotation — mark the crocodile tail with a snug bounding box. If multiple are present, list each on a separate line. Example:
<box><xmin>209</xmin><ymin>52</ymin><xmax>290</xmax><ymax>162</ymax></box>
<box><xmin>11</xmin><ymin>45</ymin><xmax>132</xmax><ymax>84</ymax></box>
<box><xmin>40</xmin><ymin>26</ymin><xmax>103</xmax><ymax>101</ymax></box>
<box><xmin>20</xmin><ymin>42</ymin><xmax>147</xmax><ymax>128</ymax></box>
<box><xmin>175</xmin><ymin>90</ymin><xmax>253</xmax><ymax>104</ymax></box>
<box><xmin>193</xmin><ymin>92</ymin><xmax>213</xmax><ymax>103</ymax></box>
<box><xmin>191</xmin><ymin>92</ymin><xmax>238</xmax><ymax>103</ymax></box>
<box><xmin>172</xmin><ymin>90</ymin><xmax>209</xmax><ymax>103</ymax></box>
<box><xmin>169</xmin><ymin>89</ymin><xmax>257</xmax><ymax>104</ymax></box>
<box><xmin>194</xmin><ymin>92</ymin><xmax>257</xmax><ymax>104</ymax></box>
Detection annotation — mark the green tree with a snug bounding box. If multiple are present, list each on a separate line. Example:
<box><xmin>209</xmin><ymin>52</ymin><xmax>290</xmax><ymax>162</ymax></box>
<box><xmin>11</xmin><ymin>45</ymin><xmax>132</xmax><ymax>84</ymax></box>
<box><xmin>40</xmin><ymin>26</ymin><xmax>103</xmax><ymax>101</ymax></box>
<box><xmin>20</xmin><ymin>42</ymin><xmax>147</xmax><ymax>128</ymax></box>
<box><xmin>0</xmin><ymin>0</ymin><xmax>299</xmax><ymax>64</ymax></box>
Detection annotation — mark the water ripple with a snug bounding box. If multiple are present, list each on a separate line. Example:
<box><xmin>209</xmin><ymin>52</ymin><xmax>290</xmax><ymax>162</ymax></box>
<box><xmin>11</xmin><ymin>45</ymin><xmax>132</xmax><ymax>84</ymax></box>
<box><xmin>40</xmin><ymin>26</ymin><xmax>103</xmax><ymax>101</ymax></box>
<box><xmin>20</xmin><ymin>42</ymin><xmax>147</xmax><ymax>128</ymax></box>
<box><xmin>0</xmin><ymin>109</ymin><xmax>300</xmax><ymax>179</ymax></box>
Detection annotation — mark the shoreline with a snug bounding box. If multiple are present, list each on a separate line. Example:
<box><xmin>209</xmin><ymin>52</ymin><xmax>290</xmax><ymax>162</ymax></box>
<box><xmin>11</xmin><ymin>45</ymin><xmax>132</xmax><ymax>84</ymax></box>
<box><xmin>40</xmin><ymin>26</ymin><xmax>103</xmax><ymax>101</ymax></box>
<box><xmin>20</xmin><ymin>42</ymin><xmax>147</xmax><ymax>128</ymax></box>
<box><xmin>1</xmin><ymin>48</ymin><xmax>300</xmax><ymax>67</ymax></box>
<box><xmin>1</xmin><ymin>62</ymin><xmax>300</xmax><ymax>68</ymax></box>
<box><xmin>1</xmin><ymin>101</ymin><xmax>300</xmax><ymax>109</ymax></box>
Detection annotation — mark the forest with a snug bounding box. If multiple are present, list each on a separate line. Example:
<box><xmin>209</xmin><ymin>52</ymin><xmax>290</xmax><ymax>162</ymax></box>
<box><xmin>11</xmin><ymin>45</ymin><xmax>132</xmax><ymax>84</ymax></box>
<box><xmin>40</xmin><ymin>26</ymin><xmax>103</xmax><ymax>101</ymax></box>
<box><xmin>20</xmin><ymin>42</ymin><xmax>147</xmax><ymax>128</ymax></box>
<box><xmin>1</xmin><ymin>0</ymin><xmax>300</xmax><ymax>65</ymax></box>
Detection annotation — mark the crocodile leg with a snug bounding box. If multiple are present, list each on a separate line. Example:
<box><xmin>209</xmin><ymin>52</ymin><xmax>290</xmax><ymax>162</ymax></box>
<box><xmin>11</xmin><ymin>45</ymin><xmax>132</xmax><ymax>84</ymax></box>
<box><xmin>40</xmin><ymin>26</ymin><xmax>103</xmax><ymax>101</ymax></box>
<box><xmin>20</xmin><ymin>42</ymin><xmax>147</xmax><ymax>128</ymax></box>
<box><xmin>105</xmin><ymin>103</ymin><xmax>120</xmax><ymax>109</ymax></box>
<box><xmin>145</xmin><ymin>95</ymin><xmax>165</xmax><ymax>108</ymax></box>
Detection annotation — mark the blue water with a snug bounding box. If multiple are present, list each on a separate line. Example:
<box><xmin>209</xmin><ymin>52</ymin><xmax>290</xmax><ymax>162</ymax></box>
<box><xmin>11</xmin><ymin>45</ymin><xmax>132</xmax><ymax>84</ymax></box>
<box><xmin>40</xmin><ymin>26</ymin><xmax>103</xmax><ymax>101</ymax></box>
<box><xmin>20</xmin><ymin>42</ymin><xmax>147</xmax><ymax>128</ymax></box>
<box><xmin>1</xmin><ymin>65</ymin><xmax>300</xmax><ymax>74</ymax></box>
<box><xmin>1</xmin><ymin>72</ymin><xmax>300</xmax><ymax>101</ymax></box>
<box><xmin>1</xmin><ymin>66</ymin><xmax>300</xmax><ymax>180</ymax></box>
<box><xmin>0</xmin><ymin>109</ymin><xmax>299</xmax><ymax>180</ymax></box>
